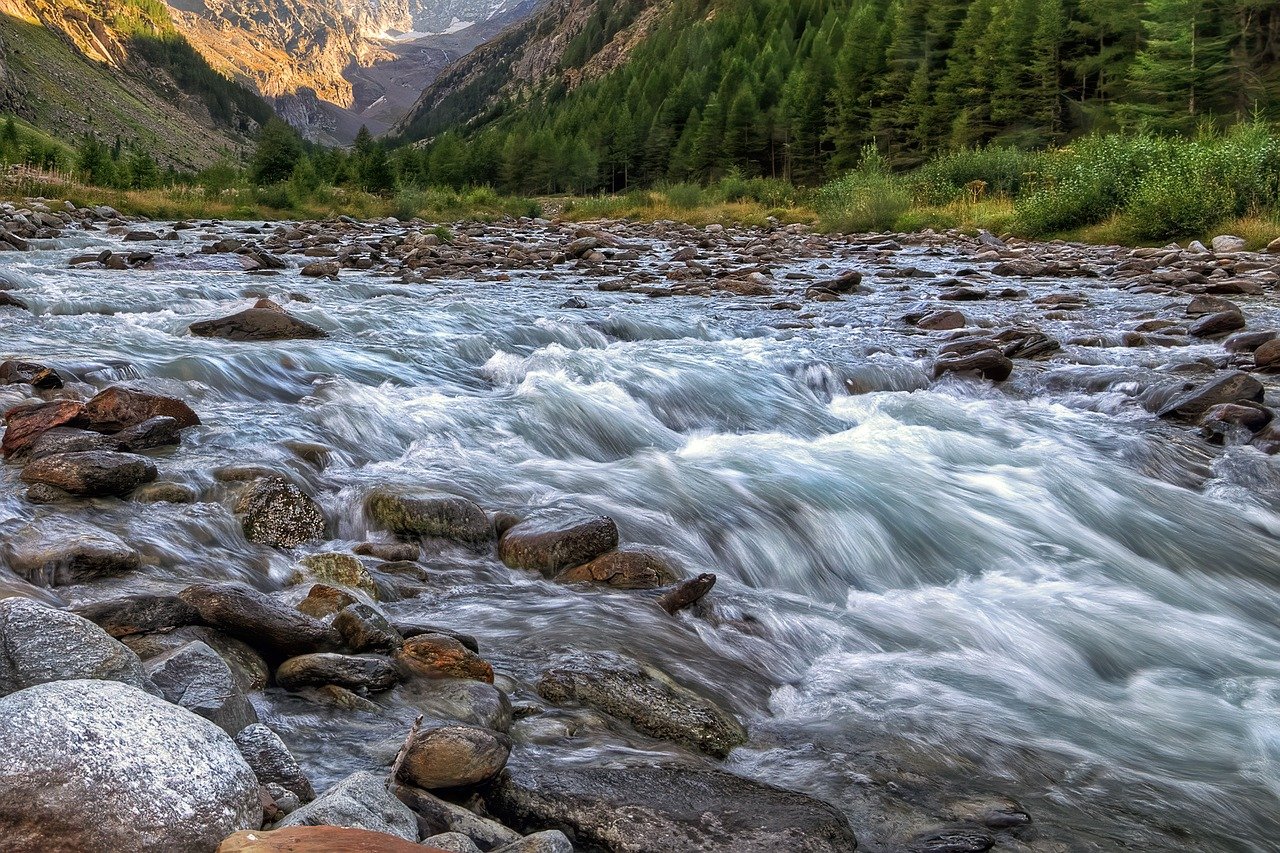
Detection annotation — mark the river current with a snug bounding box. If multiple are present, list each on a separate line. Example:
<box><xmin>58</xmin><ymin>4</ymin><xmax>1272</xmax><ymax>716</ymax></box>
<box><xmin>2</xmin><ymin>220</ymin><xmax>1279</xmax><ymax>851</ymax></box>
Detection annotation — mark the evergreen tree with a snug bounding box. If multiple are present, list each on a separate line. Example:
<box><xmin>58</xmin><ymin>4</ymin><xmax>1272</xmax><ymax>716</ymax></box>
<box><xmin>1126</xmin><ymin>0</ymin><xmax>1231</xmax><ymax>130</ymax></box>
<box><xmin>127</xmin><ymin>147</ymin><xmax>160</xmax><ymax>189</ymax></box>
<box><xmin>251</xmin><ymin>119</ymin><xmax>302</xmax><ymax>185</ymax></box>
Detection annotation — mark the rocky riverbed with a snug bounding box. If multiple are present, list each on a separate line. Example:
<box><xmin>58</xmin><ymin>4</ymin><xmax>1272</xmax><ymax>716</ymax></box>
<box><xmin>1</xmin><ymin>199</ymin><xmax>1280</xmax><ymax>852</ymax></box>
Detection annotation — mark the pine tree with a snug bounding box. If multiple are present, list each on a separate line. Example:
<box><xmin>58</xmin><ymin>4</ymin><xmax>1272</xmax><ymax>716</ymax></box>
<box><xmin>251</xmin><ymin>119</ymin><xmax>302</xmax><ymax>186</ymax></box>
<box><xmin>1126</xmin><ymin>0</ymin><xmax>1231</xmax><ymax>130</ymax></box>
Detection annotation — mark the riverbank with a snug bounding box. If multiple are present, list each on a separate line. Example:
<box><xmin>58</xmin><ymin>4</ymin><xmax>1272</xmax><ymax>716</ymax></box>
<box><xmin>1</xmin><ymin>199</ymin><xmax>1280</xmax><ymax>850</ymax></box>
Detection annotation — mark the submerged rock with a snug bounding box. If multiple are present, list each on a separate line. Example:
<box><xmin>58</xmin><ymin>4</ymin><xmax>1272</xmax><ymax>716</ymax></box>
<box><xmin>7</xmin><ymin>523</ymin><xmax>141</xmax><ymax>586</ymax></box>
<box><xmin>536</xmin><ymin>652</ymin><xmax>746</xmax><ymax>758</ymax></box>
<box><xmin>364</xmin><ymin>488</ymin><xmax>492</xmax><ymax>544</ymax></box>
<box><xmin>499</xmin><ymin>513</ymin><xmax>618</xmax><ymax>576</ymax></box>
<box><xmin>396</xmin><ymin>723</ymin><xmax>512</xmax><ymax>790</ymax></box>
<box><xmin>481</xmin><ymin>765</ymin><xmax>858</xmax><ymax>853</ymax></box>
<box><xmin>554</xmin><ymin>545</ymin><xmax>684</xmax><ymax>589</ymax></box>
<box><xmin>0</xmin><ymin>679</ymin><xmax>261</xmax><ymax>852</ymax></box>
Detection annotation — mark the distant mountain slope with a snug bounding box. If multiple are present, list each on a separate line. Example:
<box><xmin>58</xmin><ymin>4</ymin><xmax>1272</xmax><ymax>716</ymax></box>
<box><xmin>392</xmin><ymin>0</ymin><xmax>1280</xmax><ymax>194</ymax></box>
<box><xmin>162</xmin><ymin>0</ymin><xmax>540</xmax><ymax>142</ymax></box>
<box><xmin>0</xmin><ymin>0</ymin><xmax>271</xmax><ymax>168</ymax></box>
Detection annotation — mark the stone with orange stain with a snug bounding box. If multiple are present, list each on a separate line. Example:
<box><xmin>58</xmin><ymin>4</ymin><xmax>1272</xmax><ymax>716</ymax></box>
<box><xmin>396</xmin><ymin>633</ymin><xmax>493</xmax><ymax>684</ymax></box>
<box><xmin>218</xmin><ymin>826</ymin><xmax>449</xmax><ymax>853</ymax></box>
<box><xmin>2</xmin><ymin>399</ymin><xmax>83</xmax><ymax>458</ymax></box>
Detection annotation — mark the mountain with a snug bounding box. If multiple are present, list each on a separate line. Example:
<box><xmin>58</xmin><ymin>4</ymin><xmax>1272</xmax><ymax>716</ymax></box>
<box><xmin>0</xmin><ymin>0</ymin><xmax>271</xmax><ymax>168</ymax></box>
<box><xmin>162</xmin><ymin>0</ymin><xmax>539</xmax><ymax>143</ymax></box>
<box><xmin>394</xmin><ymin>0</ymin><xmax>1280</xmax><ymax>194</ymax></box>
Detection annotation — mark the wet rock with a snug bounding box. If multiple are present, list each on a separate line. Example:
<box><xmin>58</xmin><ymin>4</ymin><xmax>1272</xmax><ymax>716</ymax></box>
<box><xmin>218</xmin><ymin>827</ymin><xmax>434</xmax><ymax>852</ymax></box>
<box><xmin>499</xmin><ymin>513</ymin><xmax>618</xmax><ymax>576</ymax></box>
<box><xmin>125</xmin><ymin>625</ymin><xmax>271</xmax><ymax>692</ymax></box>
<box><xmin>395</xmin><ymin>678</ymin><xmax>512</xmax><ymax>732</ymax></box>
<box><xmin>2</xmin><ymin>399</ymin><xmax>84</xmax><ymax>458</ymax></box>
<box><xmin>397</xmin><ymin>633</ymin><xmax>494</xmax><ymax>683</ymax></box>
<box><xmin>146</xmin><ymin>640</ymin><xmax>258</xmax><ymax>735</ymax></box>
<box><xmin>394</xmin><ymin>621</ymin><xmax>480</xmax><ymax>652</ymax></box>
<box><xmin>28</xmin><ymin>426</ymin><xmax>114</xmax><ymax>458</ymax></box>
<box><xmin>906</xmin><ymin>829</ymin><xmax>994</xmax><ymax>852</ymax></box>
<box><xmin>80</xmin><ymin>385</ymin><xmax>200</xmax><ymax>431</ymax></box>
<box><xmin>355</xmin><ymin>541</ymin><xmax>420</xmax><ymax>562</ymax></box>
<box><xmin>7</xmin><ymin>524</ymin><xmax>141</xmax><ymax>585</ymax></box>
<box><xmin>0</xmin><ymin>679</ymin><xmax>261</xmax><ymax>852</ymax></box>
<box><xmin>939</xmin><ymin>286</ymin><xmax>987</xmax><ymax>301</ymax></box>
<box><xmin>113</xmin><ymin>415</ymin><xmax>184</xmax><ymax>451</ymax></box>
<box><xmin>365</xmin><ymin>489</ymin><xmax>491</xmax><ymax>544</ymax></box>
<box><xmin>393</xmin><ymin>784</ymin><xmax>521</xmax><ymax>848</ymax></box>
<box><xmin>275</xmin><ymin>770</ymin><xmax>419</xmax><ymax>842</ymax></box>
<box><xmin>179</xmin><ymin>582</ymin><xmax>340</xmax><ymax>660</ymax></box>
<box><xmin>0</xmin><ymin>597</ymin><xmax>150</xmax><ymax>696</ymax></box>
<box><xmin>133</xmin><ymin>480</ymin><xmax>199</xmax><ymax>503</ymax></box>
<box><xmin>20</xmin><ymin>450</ymin><xmax>157</xmax><ymax>497</ymax></box>
<box><xmin>933</xmin><ymin>349</ymin><xmax>1013</xmax><ymax>382</ymax></box>
<box><xmin>276</xmin><ymin>653</ymin><xmax>401</xmax><ymax>692</ymax></box>
<box><xmin>1158</xmin><ymin>371</ymin><xmax>1265</xmax><ymax>420</ymax></box>
<box><xmin>396</xmin><ymin>723</ymin><xmax>511</xmax><ymax>790</ymax></box>
<box><xmin>190</xmin><ymin>306</ymin><xmax>327</xmax><ymax>341</ymax></box>
<box><xmin>333</xmin><ymin>603</ymin><xmax>403</xmax><ymax>652</ymax></box>
<box><xmin>295</xmin><ymin>583</ymin><xmax>361</xmax><ymax>619</ymax></box>
<box><xmin>1253</xmin><ymin>338</ymin><xmax>1280</xmax><ymax>371</ymax></box>
<box><xmin>1186</xmin><ymin>294</ymin><xmax>1237</xmax><ymax>316</ymax></box>
<box><xmin>238</xmin><ymin>476</ymin><xmax>327</xmax><ymax>547</ymax></box>
<box><xmin>715</xmin><ymin>278</ymin><xmax>773</xmax><ymax>296</ymax></box>
<box><xmin>234</xmin><ymin>723</ymin><xmax>316</xmax><ymax>803</ymax></box>
<box><xmin>915</xmin><ymin>310</ymin><xmax>966</xmax><ymax>331</ymax></box>
<box><xmin>480</xmin><ymin>765</ymin><xmax>858</xmax><ymax>853</ymax></box>
<box><xmin>0</xmin><ymin>290</ymin><xmax>28</xmax><ymax>310</ymax></box>
<box><xmin>0</xmin><ymin>359</ymin><xmax>62</xmax><ymax>389</ymax></box>
<box><xmin>1189</xmin><ymin>310</ymin><xmax>1245</xmax><ymax>338</ymax></box>
<box><xmin>76</xmin><ymin>593</ymin><xmax>200</xmax><ymax>637</ymax></box>
<box><xmin>554</xmin><ymin>544</ymin><xmax>683</xmax><ymax>589</ymax></box>
<box><xmin>658</xmin><ymin>572</ymin><xmax>717</xmax><ymax>614</ymax></box>
<box><xmin>1201</xmin><ymin>402</ymin><xmax>1272</xmax><ymax>433</ymax></box>
<box><xmin>1225</xmin><ymin>330</ymin><xmax>1277</xmax><ymax>353</ymax></box>
<box><xmin>292</xmin><ymin>552</ymin><xmax>377</xmax><ymax>597</ymax></box>
<box><xmin>301</xmin><ymin>261</ymin><xmax>340</xmax><ymax>278</ymax></box>
<box><xmin>536</xmin><ymin>652</ymin><xmax>746</xmax><ymax>758</ymax></box>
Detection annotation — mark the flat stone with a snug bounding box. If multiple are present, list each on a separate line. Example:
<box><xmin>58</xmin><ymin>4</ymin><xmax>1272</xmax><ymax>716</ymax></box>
<box><xmin>218</xmin><ymin>826</ymin><xmax>439</xmax><ymax>852</ymax></box>
<box><xmin>480</xmin><ymin>764</ymin><xmax>858</xmax><ymax>853</ymax></box>
<box><xmin>1158</xmin><ymin>371</ymin><xmax>1265</xmax><ymax>420</ymax></box>
<box><xmin>554</xmin><ymin>545</ymin><xmax>684</xmax><ymax>589</ymax></box>
<box><xmin>536</xmin><ymin>652</ymin><xmax>746</xmax><ymax>758</ymax></box>
<box><xmin>20</xmin><ymin>450</ymin><xmax>157</xmax><ymax>497</ymax></box>
<box><xmin>7</xmin><ymin>523</ymin><xmax>141</xmax><ymax>586</ymax></box>
<box><xmin>364</xmin><ymin>489</ymin><xmax>491</xmax><ymax>544</ymax></box>
<box><xmin>276</xmin><ymin>653</ymin><xmax>401</xmax><ymax>692</ymax></box>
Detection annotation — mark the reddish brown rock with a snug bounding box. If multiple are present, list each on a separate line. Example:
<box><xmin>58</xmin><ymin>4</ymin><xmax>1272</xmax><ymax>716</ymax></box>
<box><xmin>218</xmin><ymin>827</ymin><xmax>444</xmax><ymax>853</ymax></box>
<box><xmin>555</xmin><ymin>546</ymin><xmax>683</xmax><ymax>589</ymax></box>
<box><xmin>81</xmin><ymin>386</ymin><xmax>200</xmax><ymax>432</ymax></box>
<box><xmin>1253</xmin><ymin>338</ymin><xmax>1280</xmax><ymax>371</ymax></box>
<box><xmin>2</xmin><ymin>400</ymin><xmax>84</xmax><ymax>458</ymax></box>
<box><xmin>498</xmin><ymin>514</ymin><xmax>618</xmax><ymax>576</ymax></box>
<box><xmin>396</xmin><ymin>633</ymin><xmax>494</xmax><ymax>683</ymax></box>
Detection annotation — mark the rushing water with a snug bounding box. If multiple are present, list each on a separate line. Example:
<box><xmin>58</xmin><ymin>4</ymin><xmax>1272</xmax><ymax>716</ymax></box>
<box><xmin>3</xmin><ymin>221</ymin><xmax>1280</xmax><ymax>851</ymax></box>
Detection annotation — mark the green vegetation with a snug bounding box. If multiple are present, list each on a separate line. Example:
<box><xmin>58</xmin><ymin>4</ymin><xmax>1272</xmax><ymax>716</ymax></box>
<box><xmin>401</xmin><ymin>0</ymin><xmax>1280</xmax><ymax>196</ymax></box>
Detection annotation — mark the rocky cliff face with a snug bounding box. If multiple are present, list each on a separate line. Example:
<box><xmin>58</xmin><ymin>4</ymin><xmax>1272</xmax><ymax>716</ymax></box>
<box><xmin>0</xmin><ymin>0</ymin><xmax>269</xmax><ymax>167</ymax></box>
<box><xmin>392</xmin><ymin>0</ymin><xmax>666</xmax><ymax>142</ymax></box>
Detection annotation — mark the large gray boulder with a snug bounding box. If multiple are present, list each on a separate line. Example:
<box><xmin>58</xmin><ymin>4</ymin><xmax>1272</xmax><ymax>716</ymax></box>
<box><xmin>0</xmin><ymin>679</ymin><xmax>262</xmax><ymax>852</ymax></box>
<box><xmin>0</xmin><ymin>597</ymin><xmax>150</xmax><ymax>696</ymax></box>
<box><xmin>145</xmin><ymin>640</ymin><xmax>258</xmax><ymax>735</ymax></box>
<box><xmin>275</xmin><ymin>769</ymin><xmax>419</xmax><ymax>841</ymax></box>
<box><xmin>482</xmin><ymin>765</ymin><xmax>858</xmax><ymax>853</ymax></box>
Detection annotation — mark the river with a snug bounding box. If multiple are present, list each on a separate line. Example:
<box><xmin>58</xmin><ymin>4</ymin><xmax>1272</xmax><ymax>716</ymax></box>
<box><xmin>2</xmin><ymin>217</ymin><xmax>1279</xmax><ymax>851</ymax></box>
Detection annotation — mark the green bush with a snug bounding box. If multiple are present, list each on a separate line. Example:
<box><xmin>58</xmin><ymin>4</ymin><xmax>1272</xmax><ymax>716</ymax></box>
<box><xmin>663</xmin><ymin>183</ymin><xmax>705</xmax><ymax>210</ymax></box>
<box><xmin>911</xmin><ymin>145</ymin><xmax>1032</xmax><ymax>205</ymax></box>
<box><xmin>816</xmin><ymin>147</ymin><xmax>911</xmax><ymax>233</ymax></box>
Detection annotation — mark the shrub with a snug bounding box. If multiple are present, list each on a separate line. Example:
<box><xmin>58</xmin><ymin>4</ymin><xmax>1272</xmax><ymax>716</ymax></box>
<box><xmin>815</xmin><ymin>147</ymin><xmax>911</xmax><ymax>233</ymax></box>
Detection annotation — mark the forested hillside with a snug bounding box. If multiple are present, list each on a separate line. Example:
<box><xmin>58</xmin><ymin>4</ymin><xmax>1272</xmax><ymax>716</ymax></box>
<box><xmin>397</xmin><ymin>0</ymin><xmax>1280</xmax><ymax>193</ymax></box>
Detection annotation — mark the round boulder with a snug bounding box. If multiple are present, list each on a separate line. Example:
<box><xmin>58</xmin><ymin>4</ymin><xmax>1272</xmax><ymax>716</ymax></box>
<box><xmin>0</xmin><ymin>679</ymin><xmax>261</xmax><ymax>852</ymax></box>
<box><xmin>395</xmin><ymin>724</ymin><xmax>511</xmax><ymax>790</ymax></box>
<box><xmin>498</xmin><ymin>513</ymin><xmax>618</xmax><ymax>576</ymax></box>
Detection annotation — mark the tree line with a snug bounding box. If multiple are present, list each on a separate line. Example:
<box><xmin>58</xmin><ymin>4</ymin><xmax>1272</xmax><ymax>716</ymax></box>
<box><xmin>401</xmin><ymin>0</ymin><xmax>1279</xmax><ymax>193</ymax></box>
